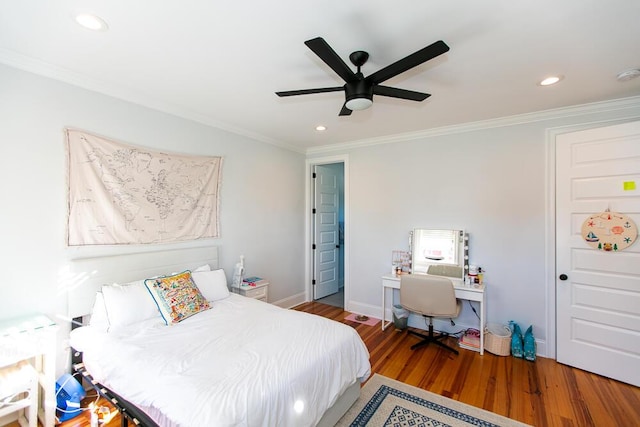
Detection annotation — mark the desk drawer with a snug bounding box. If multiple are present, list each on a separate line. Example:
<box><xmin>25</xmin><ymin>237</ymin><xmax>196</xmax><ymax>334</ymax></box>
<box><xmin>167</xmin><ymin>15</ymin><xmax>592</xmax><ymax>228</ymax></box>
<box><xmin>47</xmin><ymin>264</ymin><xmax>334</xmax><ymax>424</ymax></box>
<box><xmin>382</xmin><ymin>278</ymin><xmax>400</xmax><ymax>289</ymax></box>
<box><xmin>0</xmin><ymin>334</ymin><xmax>42</xmax><ymax>367</ymax></box>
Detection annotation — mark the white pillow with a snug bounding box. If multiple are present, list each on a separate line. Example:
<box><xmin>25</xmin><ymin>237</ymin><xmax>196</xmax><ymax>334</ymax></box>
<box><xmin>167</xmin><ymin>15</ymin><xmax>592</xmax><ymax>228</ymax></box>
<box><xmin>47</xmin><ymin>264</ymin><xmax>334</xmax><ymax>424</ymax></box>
<box><xmin>101</xmin><ymin>280</ymin><xmax>160</xmax><ymax>328</ymax></box>
<box><xmin>171</xmin><ymin>264</ymin><xmax>211</xmax><ymax>275</ymax></box>
<box><xmin>192</xmin><ymin>269</ymin><xmax>230</xmax><ymax>301</ymax></box>
<box><xmin>88</xmin><ymin>292</ymin><xmax>109</xmax><ymax>331</ymax></box>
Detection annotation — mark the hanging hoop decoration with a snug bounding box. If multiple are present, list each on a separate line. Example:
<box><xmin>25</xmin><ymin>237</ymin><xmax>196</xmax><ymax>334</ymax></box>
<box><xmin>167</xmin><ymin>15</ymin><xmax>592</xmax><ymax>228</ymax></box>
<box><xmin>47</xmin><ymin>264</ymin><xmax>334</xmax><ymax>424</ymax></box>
<box><xmin>581</xmin><ymin>211</ymin><xmax>637</xmax><ymax>251</ymax></box>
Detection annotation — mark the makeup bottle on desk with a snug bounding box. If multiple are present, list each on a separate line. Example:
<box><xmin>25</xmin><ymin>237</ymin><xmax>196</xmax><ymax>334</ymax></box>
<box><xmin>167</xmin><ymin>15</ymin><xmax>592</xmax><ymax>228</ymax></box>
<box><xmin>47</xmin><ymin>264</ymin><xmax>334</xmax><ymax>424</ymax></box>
<box><xmin>468</xmin><ymin>265</ymin><xmax>478</xmax><ymax>285</ymax></box>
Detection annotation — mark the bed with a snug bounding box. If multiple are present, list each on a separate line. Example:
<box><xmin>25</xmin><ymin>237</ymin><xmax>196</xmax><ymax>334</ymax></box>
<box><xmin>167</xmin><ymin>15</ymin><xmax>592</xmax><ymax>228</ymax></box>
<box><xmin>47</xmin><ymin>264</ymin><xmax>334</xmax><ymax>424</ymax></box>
<box><xmin>67</xmin><ymin>246</ymin><xmax>370</xmax><ymax>426</ymax></box>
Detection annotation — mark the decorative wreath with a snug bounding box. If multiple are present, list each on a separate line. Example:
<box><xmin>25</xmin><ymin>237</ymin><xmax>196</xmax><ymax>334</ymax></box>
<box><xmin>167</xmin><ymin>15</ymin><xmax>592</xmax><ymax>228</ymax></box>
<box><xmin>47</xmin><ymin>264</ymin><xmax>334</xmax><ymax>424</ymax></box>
<box><xmin>581</xmin><ymin>211</ymin><xmax>637</xmax><ymax>251</ymax></box>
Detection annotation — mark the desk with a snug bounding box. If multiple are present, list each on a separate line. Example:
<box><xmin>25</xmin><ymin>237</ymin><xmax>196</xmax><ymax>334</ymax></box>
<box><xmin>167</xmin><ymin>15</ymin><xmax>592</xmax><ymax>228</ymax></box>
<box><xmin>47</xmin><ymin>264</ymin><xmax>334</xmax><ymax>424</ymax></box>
<box><xmin>0</xmin><ymin>314</ymin><xmax>57</xmax><ymax>427</ymax></box>
<box><xmin>381</xmin><ymin>274</ymin><xmax>486</xmax><ymax>354</ymax></box>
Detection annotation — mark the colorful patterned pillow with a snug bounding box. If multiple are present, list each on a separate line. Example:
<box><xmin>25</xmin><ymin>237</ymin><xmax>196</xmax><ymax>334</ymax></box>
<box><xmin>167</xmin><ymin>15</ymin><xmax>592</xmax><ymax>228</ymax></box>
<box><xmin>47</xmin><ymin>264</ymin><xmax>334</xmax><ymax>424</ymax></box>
<box><xmin>144</xmin><ymin>271</ymin><xmax>210</xmax><ymax>325</ymax></box>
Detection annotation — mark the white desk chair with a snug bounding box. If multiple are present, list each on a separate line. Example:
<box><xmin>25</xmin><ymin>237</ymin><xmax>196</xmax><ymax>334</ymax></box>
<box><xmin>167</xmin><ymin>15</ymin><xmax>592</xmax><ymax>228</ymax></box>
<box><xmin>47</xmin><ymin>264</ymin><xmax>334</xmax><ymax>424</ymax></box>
<box><xmin>400</xmin><ymin>274</ymin><xmax>462</xmax><ymax>354</ymax></box>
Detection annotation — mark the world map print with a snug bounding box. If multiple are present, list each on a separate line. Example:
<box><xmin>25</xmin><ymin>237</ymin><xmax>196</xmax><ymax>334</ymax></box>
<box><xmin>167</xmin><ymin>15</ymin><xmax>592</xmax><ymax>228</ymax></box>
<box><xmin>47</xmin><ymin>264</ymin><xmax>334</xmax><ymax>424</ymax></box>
<box><xmin>66</xmin><ymin>129</ymin><xmax>222</xmax><ymax>246</ymax></box>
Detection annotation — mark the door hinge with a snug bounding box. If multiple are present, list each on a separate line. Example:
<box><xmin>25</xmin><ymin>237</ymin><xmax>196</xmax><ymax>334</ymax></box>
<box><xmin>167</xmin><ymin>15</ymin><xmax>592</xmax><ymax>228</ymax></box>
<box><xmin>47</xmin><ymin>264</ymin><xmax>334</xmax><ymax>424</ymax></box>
<box><xmin>312</xmin><ymin>243</ymin><xmax>316</xmax><ymax>250</ymax></box>
<box><xmin>312</xmin><ymin>172</ymin><xmax>317</xmax><ymax>178</ymax></box>
<box><xmin>312</xmin><ymin>279</ymin><xmax>316</xmax><ymax>285</ymax></box>
<box><xmin>312</xmin><ymin>208</ymin><xmax>316</xmax><ymax>214</ymax></box>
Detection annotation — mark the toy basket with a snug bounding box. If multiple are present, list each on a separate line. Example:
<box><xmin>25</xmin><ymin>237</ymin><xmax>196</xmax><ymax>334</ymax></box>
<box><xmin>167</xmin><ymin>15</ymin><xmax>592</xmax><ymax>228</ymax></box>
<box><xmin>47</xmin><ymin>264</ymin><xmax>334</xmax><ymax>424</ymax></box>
<box><xmin>484</xmin><ymin>323</ymin><xmax>511</xmax><ymax>356</ymax></box>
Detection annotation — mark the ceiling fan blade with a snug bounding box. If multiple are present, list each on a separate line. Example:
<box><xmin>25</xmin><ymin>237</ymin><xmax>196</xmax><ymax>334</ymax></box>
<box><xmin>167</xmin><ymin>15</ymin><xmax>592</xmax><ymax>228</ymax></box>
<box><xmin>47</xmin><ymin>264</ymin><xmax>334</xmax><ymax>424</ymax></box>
<box><xmin>305</xmin><ymin>37</ymin><xmax>357</xmax><ymax>83</ymax></box>
<box><xmin>276</xmin><ymin>86</ymin><xmax>344</xmax><ymax>97</ymax></box>
<box><xmin>367</xmin><ymin>40</ymin><xmax>449</xmax><ymax>84</ymax></box>
<box><xmin>339</xmin><ymin>103</ymin><xmax>353</xmax><ymax>116</ymax></box>
<box><xmin>373</xmin><ymin>85</ymin><xmax>431</xmax><ymax>101</ymax></box>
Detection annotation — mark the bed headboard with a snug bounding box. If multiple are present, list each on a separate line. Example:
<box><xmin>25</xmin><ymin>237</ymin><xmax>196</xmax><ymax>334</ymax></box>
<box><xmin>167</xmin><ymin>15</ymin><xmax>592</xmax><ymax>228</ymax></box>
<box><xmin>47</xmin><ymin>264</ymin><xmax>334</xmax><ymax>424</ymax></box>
<box><xmin>66</xmin><ymin>245</ymin><xmax>219</xmax><ymax>319</ymax></box>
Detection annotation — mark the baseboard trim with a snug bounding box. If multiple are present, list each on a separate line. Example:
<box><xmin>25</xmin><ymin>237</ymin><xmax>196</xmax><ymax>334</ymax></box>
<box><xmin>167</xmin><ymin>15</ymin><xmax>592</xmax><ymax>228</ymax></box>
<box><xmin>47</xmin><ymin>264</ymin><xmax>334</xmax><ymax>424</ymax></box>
<box><xmin>273</xmin><ymin>291</ymin><xmax>307</xmax><ymax>309</ymax></box>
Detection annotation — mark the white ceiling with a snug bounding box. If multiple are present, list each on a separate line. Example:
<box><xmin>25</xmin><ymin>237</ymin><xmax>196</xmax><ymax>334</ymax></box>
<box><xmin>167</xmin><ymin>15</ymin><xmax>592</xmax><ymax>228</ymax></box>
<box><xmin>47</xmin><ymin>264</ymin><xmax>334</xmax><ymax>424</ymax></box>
<box><xmin>2</xmin><ymin>1</ymin><xmax>640</xmax><ymax>152</ymax></box>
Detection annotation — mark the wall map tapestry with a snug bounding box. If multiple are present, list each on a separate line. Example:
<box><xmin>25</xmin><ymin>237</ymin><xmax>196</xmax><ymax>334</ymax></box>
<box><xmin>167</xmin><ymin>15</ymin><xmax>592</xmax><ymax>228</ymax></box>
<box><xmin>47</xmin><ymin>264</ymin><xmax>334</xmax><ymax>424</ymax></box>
<box><xmin>66</xmin><ymin>129</ymin><xmax>222</xmax><ymax>246</ymax></box>
<box><xmin>581</xmin><ymin>210</ymin><xmax>637</xmax><ymax>251</ymax></box>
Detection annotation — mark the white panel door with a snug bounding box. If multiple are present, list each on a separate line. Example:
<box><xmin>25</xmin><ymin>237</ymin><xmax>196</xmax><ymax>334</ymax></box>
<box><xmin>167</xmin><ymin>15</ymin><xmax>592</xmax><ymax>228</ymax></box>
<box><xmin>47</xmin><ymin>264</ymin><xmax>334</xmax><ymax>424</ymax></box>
<box><xmin>313</xmin><ymin>165</ymin><xmax>340</xmax><ymax>300</ymax></box>
<box><xmin>556</xmin><ymin>120</ymin><xmax>640</xmax><ymax>386</ymax></box>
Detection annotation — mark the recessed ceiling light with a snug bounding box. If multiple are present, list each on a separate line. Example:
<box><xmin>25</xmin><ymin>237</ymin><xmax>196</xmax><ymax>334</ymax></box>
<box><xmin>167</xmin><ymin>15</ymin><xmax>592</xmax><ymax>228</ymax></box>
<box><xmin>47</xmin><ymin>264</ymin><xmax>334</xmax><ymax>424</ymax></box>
<box><xmin>539</xmin><ymin>75</ymin><xmax>563</xmax><ymax>86</ymax></box>
<box><xmin>75</xmin><ymin>13</ymin><xmax>109</xmax><ymax>31</ymax></box>
<box><xmin>616</xmin><ymin>68</ymin><xmax>640</xmax><ymax>82</ymax></box>
<box><xmin>315</xmin><ymin>125</ymin><xmax>327</xmax><ymax>131</ymax></box>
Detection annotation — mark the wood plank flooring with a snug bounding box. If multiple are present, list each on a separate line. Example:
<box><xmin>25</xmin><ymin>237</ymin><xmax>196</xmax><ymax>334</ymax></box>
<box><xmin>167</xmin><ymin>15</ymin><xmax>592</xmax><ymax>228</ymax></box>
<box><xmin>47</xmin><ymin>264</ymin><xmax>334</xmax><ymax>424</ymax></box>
<box><xmin>299</xmin><ymin>302</ymin><xmax>640</xmax><ymax>427</ymax></box>
<box><xmin>51</xmin><ymin>301</ymin><xmax>640</xmax><ymax>426</ymax></box>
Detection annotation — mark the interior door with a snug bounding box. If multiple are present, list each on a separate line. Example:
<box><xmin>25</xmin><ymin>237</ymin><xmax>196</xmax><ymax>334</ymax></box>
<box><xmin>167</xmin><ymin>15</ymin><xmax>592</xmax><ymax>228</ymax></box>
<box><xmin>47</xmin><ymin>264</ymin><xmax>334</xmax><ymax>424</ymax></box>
<box><xmin>313</xmin><ymin>165</ymin><xmax>340</xmax><ymax>300</ymax></box>
<box><xmin>556</xmin><ymin>120</ymin><xmax>640</xmax><ymax>386</ymax></box>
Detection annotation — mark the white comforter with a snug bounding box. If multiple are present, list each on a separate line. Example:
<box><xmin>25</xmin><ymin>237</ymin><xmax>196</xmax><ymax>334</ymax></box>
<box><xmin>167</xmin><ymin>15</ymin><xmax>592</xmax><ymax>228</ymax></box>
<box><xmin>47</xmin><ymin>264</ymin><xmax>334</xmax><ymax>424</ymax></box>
<box><xmin>70</xmin><ymin>294</ymin><xmax>371</xmax><ymax>426</ymax></box>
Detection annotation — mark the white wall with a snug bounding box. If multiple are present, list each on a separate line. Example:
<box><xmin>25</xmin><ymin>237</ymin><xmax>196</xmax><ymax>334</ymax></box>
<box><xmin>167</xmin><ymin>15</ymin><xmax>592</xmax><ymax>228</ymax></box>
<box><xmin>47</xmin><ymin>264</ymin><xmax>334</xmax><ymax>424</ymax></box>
<box><xmin>0</xmin><ymin>64</ymin><xmax>305</xmax><ymax>375</ymax></box>
<box><xmin>3</xmin><ymin>62</ymin><xmax>640</xmax><ymax>371</ymax></box>
<box><xmin>310</xmin><ymin>99</ymin><xmax>640</xmax><ymax>356</ymax></box>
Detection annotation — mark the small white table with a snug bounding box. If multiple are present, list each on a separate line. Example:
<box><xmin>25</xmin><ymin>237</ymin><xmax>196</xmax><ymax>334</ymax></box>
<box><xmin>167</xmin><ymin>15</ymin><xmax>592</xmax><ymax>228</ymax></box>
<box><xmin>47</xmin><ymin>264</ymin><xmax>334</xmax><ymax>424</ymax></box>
<box><xmin>232</xmin><ymin>281</ymin><xmax>269</xmax><ymax>302</ymax></box>
<box><xmin>382</xmin><ymin>274</ymin><xmax>486</xmax><ymax>354</ymax></box>
<box><xmin>0</xmin><ymin>314</ymin><xmax>57</xmax><ymax>426</ymax></box>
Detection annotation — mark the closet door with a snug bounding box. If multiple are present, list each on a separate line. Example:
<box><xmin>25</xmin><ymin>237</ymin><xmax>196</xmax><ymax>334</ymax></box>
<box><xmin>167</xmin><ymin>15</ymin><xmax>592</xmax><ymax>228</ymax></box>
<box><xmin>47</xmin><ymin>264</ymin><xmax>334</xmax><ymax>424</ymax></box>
<box><xmin>556</xmin><ymin>120</ymin><xmax>640</xmax><ymax>386</ymax></box>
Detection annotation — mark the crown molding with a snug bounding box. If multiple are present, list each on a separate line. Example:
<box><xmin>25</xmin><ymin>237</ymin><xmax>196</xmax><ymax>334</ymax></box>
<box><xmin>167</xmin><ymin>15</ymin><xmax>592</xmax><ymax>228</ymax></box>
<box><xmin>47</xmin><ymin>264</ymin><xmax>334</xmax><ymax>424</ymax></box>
<box><xmin>3</xmin><ymin>48</ymin><xmax>639</xmax><ymax>157</ymax></box>
<box><xmin>0</xmin><ymin>48</ymin><xmax>305</xmax><ymax>154</ymax></box>
<box><xmin>306</xmin><ymin>95</ymin><xmax>640</xmax><ymax>155</ymax></box>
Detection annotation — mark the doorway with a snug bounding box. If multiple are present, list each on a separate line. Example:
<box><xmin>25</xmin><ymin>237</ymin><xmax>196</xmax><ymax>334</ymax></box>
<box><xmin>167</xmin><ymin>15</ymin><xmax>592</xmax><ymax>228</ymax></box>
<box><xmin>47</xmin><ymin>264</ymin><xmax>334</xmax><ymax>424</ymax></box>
<box><xmin>305</xmin><ymin>155</ymin><xmax>349</xmax><ymax>310</ymax></box>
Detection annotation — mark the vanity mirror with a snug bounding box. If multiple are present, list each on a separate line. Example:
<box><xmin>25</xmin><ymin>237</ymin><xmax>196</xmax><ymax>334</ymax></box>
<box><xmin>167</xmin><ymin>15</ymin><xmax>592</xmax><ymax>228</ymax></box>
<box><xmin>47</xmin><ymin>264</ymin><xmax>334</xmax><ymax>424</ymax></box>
<box><xmin>410</xmin><ymin>229</ymin><xmax>468</xmax><ymax>279</ymax></box>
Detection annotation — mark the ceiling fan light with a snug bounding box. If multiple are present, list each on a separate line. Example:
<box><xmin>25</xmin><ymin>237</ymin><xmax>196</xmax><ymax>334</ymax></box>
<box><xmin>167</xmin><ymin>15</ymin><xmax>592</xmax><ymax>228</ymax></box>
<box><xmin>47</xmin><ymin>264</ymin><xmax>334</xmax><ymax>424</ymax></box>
<box><xmin>345</xmin><ymin>97</ymin><xmax>373</xmax><ymax>111</ymax></box>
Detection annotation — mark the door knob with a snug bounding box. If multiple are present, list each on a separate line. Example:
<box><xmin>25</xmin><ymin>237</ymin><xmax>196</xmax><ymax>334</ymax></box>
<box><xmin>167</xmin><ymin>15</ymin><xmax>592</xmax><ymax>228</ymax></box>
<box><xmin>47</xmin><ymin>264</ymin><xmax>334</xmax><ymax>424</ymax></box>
<box><xmin>559</xmin><ymin>274</ymin><xmax>568</xmax><ymax>281</ymax></box>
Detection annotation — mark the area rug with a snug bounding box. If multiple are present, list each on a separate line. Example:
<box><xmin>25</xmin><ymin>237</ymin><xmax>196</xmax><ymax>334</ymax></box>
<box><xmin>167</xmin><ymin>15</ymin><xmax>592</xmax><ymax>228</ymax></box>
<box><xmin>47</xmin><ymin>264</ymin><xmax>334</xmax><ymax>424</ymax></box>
<box><xmin>336</xmin><ymin>374</ymin><xmax>531</xmax><ymax>427</ymax></box>
<box><xmin>344</xmin><ymin>313</ymin><xmax>380</xmax><ymax>326</ymax></box>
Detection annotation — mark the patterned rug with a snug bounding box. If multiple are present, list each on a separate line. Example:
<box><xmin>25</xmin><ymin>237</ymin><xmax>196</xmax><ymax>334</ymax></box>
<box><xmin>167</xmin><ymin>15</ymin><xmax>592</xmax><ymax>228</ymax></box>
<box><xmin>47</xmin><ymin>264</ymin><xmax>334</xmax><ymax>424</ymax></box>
<box><xmin>336</xmin><ymin>374</ymin><xmax>531</xmax><ymax>427</ymax></box>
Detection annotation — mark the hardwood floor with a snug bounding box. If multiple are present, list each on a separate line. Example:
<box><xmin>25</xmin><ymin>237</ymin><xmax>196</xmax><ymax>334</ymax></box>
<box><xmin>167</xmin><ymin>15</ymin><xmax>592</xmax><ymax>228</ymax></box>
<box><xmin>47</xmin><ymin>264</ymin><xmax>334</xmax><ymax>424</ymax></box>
<box><xmin>54</xmin><ymin>301</ymin><xmax>639</xmax><ymax>427</ymax></box>
<box><xmin>298</xmin><ymin>302</ymin><xmax>640</xmax><ymax>427</ymax></box>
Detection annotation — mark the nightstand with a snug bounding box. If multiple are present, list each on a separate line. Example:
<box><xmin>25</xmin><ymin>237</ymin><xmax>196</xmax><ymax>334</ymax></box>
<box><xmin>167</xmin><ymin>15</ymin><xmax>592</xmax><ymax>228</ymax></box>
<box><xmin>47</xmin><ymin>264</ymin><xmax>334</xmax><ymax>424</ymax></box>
<box><xmin>233</xmin><ymin>281</ymin><xmax>269</xmax><ymax>302</ymax></box>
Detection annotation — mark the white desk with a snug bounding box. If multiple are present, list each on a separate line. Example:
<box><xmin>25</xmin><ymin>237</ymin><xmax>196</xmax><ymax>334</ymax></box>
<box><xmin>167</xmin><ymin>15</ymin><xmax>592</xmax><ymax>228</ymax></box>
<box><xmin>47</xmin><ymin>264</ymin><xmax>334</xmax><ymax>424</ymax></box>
<box><xmin>381</xmin><ymin>274</ymin><xmax>486</xmax><ymax>354</ymax></box>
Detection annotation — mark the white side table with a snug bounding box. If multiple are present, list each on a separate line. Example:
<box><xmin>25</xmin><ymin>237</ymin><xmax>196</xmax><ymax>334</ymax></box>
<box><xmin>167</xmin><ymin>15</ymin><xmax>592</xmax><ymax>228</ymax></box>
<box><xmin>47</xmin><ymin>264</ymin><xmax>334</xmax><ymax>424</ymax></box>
<box><xmin>0</xmin><ymin>314</ymin><xmax>57</xmax><ymax>427</ymax></box>
<box><xmin>233</xmin><ymin>281</ymin><xmax>269</xmax><ymax>302</ymax></box>
<box><xmin>0</xmin><ymin>361</ymin><xmax>38</xmax><ymax>427</ymax></box>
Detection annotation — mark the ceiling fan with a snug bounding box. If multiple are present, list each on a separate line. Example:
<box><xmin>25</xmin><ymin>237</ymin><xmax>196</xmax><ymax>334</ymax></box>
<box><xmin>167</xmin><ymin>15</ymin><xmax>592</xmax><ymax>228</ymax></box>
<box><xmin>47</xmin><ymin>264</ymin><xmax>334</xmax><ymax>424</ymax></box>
<box><xmin>276</xmin><ymin>37</ymin><xmax>450</xmax><ymax>116</ymax></box>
